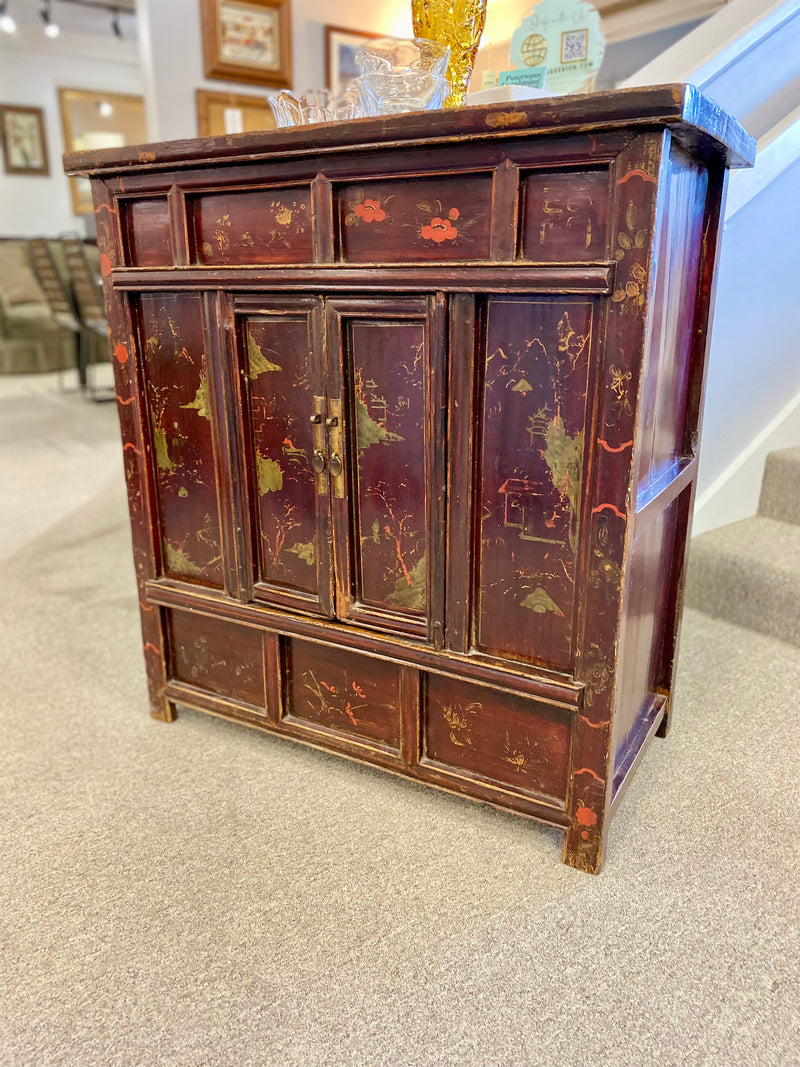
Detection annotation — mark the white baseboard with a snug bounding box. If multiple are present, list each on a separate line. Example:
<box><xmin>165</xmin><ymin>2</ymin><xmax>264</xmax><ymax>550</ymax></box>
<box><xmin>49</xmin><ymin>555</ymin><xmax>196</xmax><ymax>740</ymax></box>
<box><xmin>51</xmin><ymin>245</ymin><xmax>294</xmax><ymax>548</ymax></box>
<box><xmin>693</xmin><ymin>387</ymin><xmax>800</xmax><ymax>535</ymax></box>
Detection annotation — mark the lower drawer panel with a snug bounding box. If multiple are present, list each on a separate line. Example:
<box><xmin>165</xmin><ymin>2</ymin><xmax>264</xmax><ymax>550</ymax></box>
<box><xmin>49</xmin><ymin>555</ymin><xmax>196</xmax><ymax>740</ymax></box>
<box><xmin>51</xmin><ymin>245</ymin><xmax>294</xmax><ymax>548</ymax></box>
<box><xmin>423</xmin><ymin>674</ymin><xmax>572</xmax><ymax>806</ymax></box>
<box><xmin>283</xmin><ymin>638</ymin><xmax>402</xmax><ymax>753</ymax></box>
<box><xmin>167</xmin><ymin>609</ymin><xmax>267</xmax><ymax>710</ymax></box>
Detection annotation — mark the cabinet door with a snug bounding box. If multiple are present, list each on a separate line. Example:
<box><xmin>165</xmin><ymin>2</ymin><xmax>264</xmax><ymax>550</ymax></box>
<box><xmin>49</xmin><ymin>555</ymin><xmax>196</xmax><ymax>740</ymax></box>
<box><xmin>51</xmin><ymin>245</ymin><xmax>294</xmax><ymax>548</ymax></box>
<box><xmin>473</xmin><ymin>295</ymin><xmax>597</xmax><ymax>673</ymax></box>
<box><xmin>326</xmin><ymin>296</ymin><xmax>446</xmax><ymax>641</ymax></box>
<box><xmin>235</xmin><ymin>296</ymin><xmax>334</xmax><ymax>616</ymax></box>
<box><xmin>136</xmin><ymin>291</ymin><xmax>225</xmax><ymax>588</ymax></box>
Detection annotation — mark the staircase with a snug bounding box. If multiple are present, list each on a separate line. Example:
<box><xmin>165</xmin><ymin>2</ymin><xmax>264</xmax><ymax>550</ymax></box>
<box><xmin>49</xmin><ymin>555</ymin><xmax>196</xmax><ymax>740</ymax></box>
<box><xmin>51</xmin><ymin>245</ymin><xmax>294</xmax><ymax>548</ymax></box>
<box><xmin>685</xmin><ymin>446</ymin><xmax>800</xmax><ymax>647</ymax></box>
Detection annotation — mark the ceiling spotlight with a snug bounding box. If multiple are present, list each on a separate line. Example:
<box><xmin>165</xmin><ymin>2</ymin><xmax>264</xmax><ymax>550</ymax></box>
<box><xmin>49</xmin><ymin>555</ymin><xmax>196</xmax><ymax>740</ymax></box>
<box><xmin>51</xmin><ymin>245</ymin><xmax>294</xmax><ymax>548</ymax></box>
<box><xmin>41</xmin><ymin>0</ymin><xmax>60</xmax><ymax>38</ymax></box>
<box><xmin>110</xmin><ymin>7</ymin><xmax>122</xmax><ymax>38</ymax></box>
<box><xmin>98</xmin><ymin>101</ymin><xmax>114</xmax><ymax>118</ymax></box>
<box><xmin>0</xmin><ymin>1</ymin><xmax>17</xmax><ymax>34</ymax></box>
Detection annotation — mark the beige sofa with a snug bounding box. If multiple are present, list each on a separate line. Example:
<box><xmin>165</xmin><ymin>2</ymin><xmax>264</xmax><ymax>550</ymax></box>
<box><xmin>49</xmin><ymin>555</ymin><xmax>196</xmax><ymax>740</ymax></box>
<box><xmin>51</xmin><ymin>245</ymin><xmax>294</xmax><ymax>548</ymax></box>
<box><xmin>0</xmin><ymin>240</ymin><xmax>76</xmax><ymax>374</ymax></box>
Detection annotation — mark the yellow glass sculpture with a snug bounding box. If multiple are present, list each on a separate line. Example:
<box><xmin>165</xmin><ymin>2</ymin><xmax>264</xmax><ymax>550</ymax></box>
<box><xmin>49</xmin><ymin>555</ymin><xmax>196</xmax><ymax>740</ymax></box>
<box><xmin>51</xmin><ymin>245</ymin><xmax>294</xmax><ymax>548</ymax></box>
<box><xmin>411</xmin><ymin>0</ymin><xmax>488</xmax><ymax>107</ymax></box>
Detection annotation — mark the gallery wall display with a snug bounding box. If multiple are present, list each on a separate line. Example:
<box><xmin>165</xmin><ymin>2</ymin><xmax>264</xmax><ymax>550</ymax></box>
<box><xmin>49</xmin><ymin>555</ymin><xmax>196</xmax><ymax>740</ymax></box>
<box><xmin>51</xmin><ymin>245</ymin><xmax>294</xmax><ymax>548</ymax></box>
<box><xmin>325</xmin><ymin>25</ymin><xmax>383</xmax><ymax>95</ymax></box>
<box><xmin>196</xmin><ymin>88</ymin><xmax>276</xmax><ymax>136</ymax></box>
<box><xmin>59</xmin><ymin>88</ymin><xmax>146</xmax><ymax>215</ymax></box>
<box><xmin>0</xmin><ymin>105</ymin><xmax>49</xmax><ymax>176</ymax></box>
<box><xmin>201</xmin><ymin>0</ymin><xmax>292</xmax><ymax>88</ymax></box>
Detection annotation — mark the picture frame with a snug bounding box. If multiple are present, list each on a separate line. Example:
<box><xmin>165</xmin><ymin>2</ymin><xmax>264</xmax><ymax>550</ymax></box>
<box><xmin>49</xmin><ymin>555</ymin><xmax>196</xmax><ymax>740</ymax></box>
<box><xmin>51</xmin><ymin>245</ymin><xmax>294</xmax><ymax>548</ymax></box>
<box><xmin>59</xmin><ymin>88</ymin><xmax>147</xmax><ymax>215</ymax></box>
<box><xmin>201</xmin><ymin>0</ymin><xmax>292</xmax><ymax>89</ymax></box>
<box><xmin>325</xmin><ymin>25</ymin><xmax>383</xmax><ymax>96</ymax></box>
<box><xmin>196</xmin><ymin>88</ymin><xmax>276</xmax><ymax>137</ymax></box>
<box><xmin>0</xmin><ymin>105</ymin><xmax>49</xmax><ymax>176</ymax></box>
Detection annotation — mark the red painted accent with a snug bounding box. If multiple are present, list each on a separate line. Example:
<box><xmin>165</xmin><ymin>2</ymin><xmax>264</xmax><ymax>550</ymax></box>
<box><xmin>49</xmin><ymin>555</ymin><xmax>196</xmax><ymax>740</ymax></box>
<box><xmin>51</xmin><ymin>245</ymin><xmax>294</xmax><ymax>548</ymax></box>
<box><xmin>143</xmin><ymin>643</ymin><xmax>159</xmax><ymax>654</ymax></box>
<box><xmin>114</xmin><ymin>342</ymin><xmax>129</xmax><ymax>364</ymax></box>
<box><xmin>100</xmin><ymin>253</ymin><xmax>113</xmax><ymax>277</ymax></box>
<box><xmin>597</xmin><ymin>438</ymin><xmax>633</xmax><ymax>453</ymax></box>
<box><xmin>592</xmin><ymin>503</ymin><xmax>626</xmax><ymax>520</ymax></box>
<box><xmin>617</xmin><ymin>169</ymin><xmax>657</xmax><ymax>185</ymax></box>
<box><xmin>576</xmin><ymin>805</ymin><xmax>598</xmax><ymax>826</ymax></box>
<box><xmin>575</xmin><ymin>767</ymin><xmax>606</xmax><ymax>784</ymax></box>
<box><xmin>95</xmin><ymin>202</ymin><xmax>117</xmax><ymax>218</ymax></box>
<box><xmin>123</xmin><ymin>442</ymin><xmax>142</xmax><ymax>456</ymax></box>
<box><xmin>138</xmin><ymin>600</ymin><xmax>154</xmax><ymax>612</ymax></box>
<box><xmin>578</xmin><ymin>715</ymin><xmax>611</xmax><ymax>729</ymax></box>
<box><xmin>115</xmin><ymin>394</ymin><xmax>135</xmax><ymax>406</ymax></box>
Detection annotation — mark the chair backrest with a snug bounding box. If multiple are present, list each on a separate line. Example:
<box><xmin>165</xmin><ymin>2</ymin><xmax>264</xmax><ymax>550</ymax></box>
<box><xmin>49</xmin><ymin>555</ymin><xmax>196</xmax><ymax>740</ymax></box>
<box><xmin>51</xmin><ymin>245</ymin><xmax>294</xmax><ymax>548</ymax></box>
<box><xmin>29</xmin><ymin>238</ymin><xmax>81</xmax><ymax>332</ymax></box>
<box><xmin>60</xmin><ymin>235</ymin><xmax>107</xmax><ymax>331</ymax></box>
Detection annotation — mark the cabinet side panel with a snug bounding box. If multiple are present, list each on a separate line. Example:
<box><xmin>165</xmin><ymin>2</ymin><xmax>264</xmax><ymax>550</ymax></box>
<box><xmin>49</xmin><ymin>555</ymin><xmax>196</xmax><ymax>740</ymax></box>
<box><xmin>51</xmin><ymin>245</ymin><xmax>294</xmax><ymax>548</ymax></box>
<box><xmin>635</xmin><ymin>146</ymin><xmax>708</xmax><ymax>497</ymax></box>
<box><xmin>474</xmin><ymin>296</ymin><xmax>595</xmax><ymax>671</ymax></box>
<box><xmin>137</xmin><ymin>292</ymin><xmax>225</xmax><ymax>587</ymax></box>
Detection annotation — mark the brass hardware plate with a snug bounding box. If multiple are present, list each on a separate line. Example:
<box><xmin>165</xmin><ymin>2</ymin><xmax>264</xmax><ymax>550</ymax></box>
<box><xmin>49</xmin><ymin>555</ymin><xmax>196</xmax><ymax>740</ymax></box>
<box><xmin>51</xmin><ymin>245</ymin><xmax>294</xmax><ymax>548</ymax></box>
<box><xmin>328</xmin><ymin>397</ymin><xmax>345</xmax><ymax>499</ymax></box>
<box><xmin>311</xmin><ymin>395</ymin><xmax>328</xmax><ymax>495</ymax></box>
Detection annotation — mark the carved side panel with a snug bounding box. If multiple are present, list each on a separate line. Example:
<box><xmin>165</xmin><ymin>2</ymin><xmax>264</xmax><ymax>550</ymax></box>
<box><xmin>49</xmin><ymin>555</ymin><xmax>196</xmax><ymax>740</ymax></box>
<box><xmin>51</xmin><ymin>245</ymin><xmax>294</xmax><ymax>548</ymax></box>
<box><xmin>519</xmin><ymin>168</ymin><xmax>610</xmax><ymax>261</ymax></box>
<box><xmin>189</xmin><ymin>187</ymin><xmax>313</xmax><ymax>265</ymax></box>
<box><xmin>284</xmin><ymin>639</ymin><xmax>402</xmax><ymax>751</ymax></box>
<box><xmin>424</xmin><ymin>674</ymin><xmax>572</xmax><ymax>804</ymax></box>
<box><xmin>475</xmin><ymin>296</ymin><xmax>595</xmax><ymax>671</ymax></box>
<box><xmin>336</xmin><ymin>175</ymin><xmax>493</xmax><ymax>262</ymax></box>
<box><xmin>167</xmin><ymin>609</ymin><xmax>266</xmax><ymax>709</ymax></box>
<box><xmin>121</xmin><ymin>198</ymin><xmax>173</xmax><ymax>266</ymax></box>
<box><xmin>238</xmin><ymin>303</ymin><xmax>329</xmax><ymax>612</ymax></box>
<box><xmin>138</xmin><ymin>292</ymin><xmax>224</xmax><ymax>587</ymax></box>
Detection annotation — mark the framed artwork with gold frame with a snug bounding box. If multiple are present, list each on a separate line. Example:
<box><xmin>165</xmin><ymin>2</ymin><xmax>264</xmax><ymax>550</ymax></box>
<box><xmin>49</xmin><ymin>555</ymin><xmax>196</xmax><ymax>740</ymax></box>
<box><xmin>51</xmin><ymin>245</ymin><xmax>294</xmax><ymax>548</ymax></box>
<box><xmin>0</xmin><ymin>105</ymin><xmax>49</xmax><ymax>176</ymax></box>
<box><xmin>59</xmin><ymin>87</ymin><xmax>147</xmax><ymax>215</ymax></box>
<box><xmin>201</xmin><ymin>0</ymin><xmax>291</xmax><ymax>89</ymax></box>
<box><xmin>196</xmin><ymin>88</ymin><xmax>276</xmax><ymax>137</ymax></box>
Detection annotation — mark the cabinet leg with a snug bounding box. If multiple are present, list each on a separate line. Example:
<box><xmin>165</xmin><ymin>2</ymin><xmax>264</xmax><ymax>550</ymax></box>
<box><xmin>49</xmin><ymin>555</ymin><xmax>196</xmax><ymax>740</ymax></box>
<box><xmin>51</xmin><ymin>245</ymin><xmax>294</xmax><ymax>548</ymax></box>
<box><xmin>150</xmin><ymin>698</ymin><xmax>177</xmax><ymax>723</ymax></box>
<box><xmin>562</xmin><ymin>821</ymin><xmax>606</xmax><ymax>874</ymax></box>
<box><xmin>655</xmin><ymin>695</ymin><xmax>671</xmax><ymax>738</ymax></box>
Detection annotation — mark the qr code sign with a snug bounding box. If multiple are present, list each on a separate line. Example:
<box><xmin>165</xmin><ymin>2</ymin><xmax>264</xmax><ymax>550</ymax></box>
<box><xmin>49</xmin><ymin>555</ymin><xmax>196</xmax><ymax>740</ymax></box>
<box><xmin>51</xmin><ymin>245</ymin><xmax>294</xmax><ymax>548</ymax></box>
<box><xmin>561</xmin><ymin>29</ymin><xmax>588</xmax><ymax>63</ymax></box>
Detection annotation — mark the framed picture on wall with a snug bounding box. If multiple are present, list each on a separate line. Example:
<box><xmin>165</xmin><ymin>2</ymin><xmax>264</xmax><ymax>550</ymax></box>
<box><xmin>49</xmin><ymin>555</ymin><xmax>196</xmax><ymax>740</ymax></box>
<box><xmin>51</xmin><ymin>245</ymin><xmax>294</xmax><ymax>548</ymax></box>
<box><xmin>201</xmin><ymin>0</ymin><xmax>292</xmax><ymax>89</ymax></box>
<box><xmin>196</xmin><ymin>88</ymin><xmax>276</xmax><ymax>136</ymax></box>
<box><xmin>59</xmin><ymin>88</ymin><xmax>147</xmax><ymax>215</ymax></box>
<box><xmin>0</xmin><ymin>105</ymin><xmax>49</xmax><ymax>176</ymax></box>
<box><xmin>325</xmin><ymin>25</ymin><xmax>383</xmax><ymax>96</ymax></box>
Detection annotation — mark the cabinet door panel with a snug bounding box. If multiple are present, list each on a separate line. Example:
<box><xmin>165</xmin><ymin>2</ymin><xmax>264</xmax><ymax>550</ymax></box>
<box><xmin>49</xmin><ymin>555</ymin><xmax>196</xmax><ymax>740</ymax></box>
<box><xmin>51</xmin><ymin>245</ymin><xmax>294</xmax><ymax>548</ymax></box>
<box><xmin>328</xmin><ymin>297</ymin><xmax>443</xmax><ymax>640</ymax></box>
<box><xmin>475</xmin><ymin>296</ymin><xmax>595</xmax><ymax>672</ymax></box>
<box><xmin>238</xmin><ymin>299</ymin><xmax>333</xmax><ymax>615</ymax></box>
<box><xmin>138</xmin><ymin>292</ymin><xmax>224</xmax><ymax>587</ymax></box>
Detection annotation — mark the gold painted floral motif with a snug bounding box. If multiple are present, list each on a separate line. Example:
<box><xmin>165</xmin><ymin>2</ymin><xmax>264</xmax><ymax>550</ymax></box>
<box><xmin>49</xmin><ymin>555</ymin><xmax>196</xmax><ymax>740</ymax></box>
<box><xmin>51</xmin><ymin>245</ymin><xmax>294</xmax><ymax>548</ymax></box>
<box><xmin>442</xmin><ymin>701</ymin><xmax>481</xmax><ymax>747</ymax></box>
<box><xmin>583</xmin><ymin>642</ymin><xmax>612</xmax><ymax>706</ymax></box>
<box><xmin>611</xmin><ymin>200</ymin><xmax>649</xmax><ymax>311</ymax></box>
<box><xmin>589</xmin><ymin>516</ymin><xmax>621</xmax><ymax>591</ymax></box>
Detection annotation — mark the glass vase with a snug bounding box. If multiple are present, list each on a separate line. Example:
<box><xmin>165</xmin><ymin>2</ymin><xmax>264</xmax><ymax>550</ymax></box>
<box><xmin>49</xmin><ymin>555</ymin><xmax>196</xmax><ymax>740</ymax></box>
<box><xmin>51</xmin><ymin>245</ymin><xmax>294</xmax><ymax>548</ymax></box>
<box><xmin>411</xmin><ymin>0</ymin><xmax>488</xmax><ymax>108</ymax></box>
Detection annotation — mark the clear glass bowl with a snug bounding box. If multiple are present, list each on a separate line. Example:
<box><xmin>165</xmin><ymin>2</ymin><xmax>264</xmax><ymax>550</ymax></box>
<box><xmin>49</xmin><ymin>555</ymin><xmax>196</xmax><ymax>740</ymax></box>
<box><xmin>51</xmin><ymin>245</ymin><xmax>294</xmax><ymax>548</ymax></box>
<box><xmin>353</xmin><ymin>71</ymin><xmax>451</xmax><ymax>116</ymax></box>
<box><xmin>355</xmin><ymin>36</ymin><xmax>450</xmax><ymax>78</ymax></box>
<box><xmin>269</xmin><ymin>88</ymin><xmax>361</xmax><ymax>128</ymax></box>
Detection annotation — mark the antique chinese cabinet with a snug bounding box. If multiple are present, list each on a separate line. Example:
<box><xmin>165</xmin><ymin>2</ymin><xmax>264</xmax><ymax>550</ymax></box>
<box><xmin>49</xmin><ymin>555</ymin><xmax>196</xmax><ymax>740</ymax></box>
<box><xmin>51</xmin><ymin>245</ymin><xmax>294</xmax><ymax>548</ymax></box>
<box><xmin>67</xmin><ymin>86</ymin><xmax>754</xmax><ymax>872</ymax></box>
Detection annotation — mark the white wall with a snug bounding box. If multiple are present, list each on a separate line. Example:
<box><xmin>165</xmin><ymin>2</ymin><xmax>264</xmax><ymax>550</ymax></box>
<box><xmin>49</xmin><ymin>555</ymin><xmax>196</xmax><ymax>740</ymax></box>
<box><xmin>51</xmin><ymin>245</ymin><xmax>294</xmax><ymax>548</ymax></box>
<box><xmin>0</xmin><ymin>25</ymin><xmax>142</xmax><ymax>236</ymax></box>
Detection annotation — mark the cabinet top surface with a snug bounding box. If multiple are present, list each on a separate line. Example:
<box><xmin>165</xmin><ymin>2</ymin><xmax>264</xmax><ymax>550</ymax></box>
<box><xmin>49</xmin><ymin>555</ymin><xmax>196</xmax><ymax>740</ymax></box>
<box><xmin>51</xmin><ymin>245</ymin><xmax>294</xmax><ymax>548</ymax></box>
<box><xmin>64</xmin><ymin>83</ymin><xmax>755</xmax><ymax>177</ymax></box>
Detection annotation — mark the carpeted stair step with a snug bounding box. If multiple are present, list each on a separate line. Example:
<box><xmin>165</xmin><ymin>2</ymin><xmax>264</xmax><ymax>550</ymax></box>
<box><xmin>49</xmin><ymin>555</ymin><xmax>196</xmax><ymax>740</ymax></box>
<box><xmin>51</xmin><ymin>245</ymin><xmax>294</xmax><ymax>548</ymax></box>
<box><xmin>759</xmin><ymin>446</ymin><xmax>800</xmax><ymax>526</ymax></box>
<box><xmin>685</xmin><ymin>515</ymin><xmax>800</xmax><ymax>647</ymax></box>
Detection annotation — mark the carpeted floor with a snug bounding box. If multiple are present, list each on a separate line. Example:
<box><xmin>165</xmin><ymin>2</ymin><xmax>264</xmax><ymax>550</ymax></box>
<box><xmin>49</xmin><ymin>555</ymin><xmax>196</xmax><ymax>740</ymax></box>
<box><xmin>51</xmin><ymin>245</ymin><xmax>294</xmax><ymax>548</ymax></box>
<box><xmin>1</xmin><ymin>374</ymin><xmax>798</xmax><ymax>1066</ymax></box>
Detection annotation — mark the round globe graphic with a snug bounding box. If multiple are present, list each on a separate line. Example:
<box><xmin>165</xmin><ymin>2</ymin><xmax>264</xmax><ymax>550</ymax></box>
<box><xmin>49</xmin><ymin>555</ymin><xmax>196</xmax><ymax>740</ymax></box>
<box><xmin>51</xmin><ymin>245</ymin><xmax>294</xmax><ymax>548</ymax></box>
<box><xmin>520</xmin><ymin>34</ymin><xmax>548</xmax><ymax>67</ymax></box>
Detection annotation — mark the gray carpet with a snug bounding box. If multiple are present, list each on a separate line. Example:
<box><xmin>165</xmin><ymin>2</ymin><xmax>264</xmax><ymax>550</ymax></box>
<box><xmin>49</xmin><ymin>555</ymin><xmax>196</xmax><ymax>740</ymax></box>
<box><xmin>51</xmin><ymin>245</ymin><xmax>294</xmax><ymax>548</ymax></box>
<box><xmin>1</xmin><ymin>375</ymin><xmax>798</xmax><ymax>1066</ymax></box>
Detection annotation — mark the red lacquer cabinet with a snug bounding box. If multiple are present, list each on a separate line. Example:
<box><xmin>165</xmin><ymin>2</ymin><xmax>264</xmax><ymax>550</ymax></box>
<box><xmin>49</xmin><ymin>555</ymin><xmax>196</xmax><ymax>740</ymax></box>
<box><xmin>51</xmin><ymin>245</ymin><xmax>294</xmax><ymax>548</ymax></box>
<box><xmin>67</xmin><ymin>86</ymin><xmax>753</xmax><ymax>872</ymax></box>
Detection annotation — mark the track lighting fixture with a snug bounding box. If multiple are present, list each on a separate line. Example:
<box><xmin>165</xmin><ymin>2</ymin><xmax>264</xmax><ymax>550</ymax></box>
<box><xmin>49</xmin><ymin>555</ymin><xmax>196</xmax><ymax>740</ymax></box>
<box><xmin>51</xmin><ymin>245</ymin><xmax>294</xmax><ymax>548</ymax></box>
<box><xmin>110</xmin><ymin>6</ymin><xmax>121</xmax><ymax>38</ymax></box>
<box><xmin>0</xmin><ymin>0</ymin><xmax>17</xmax><ymax>34</ymax></box>
<box><xmin>41</xmin><ymin>0</ymin><xmax>61</xmax><ymax>38</ymax></box>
